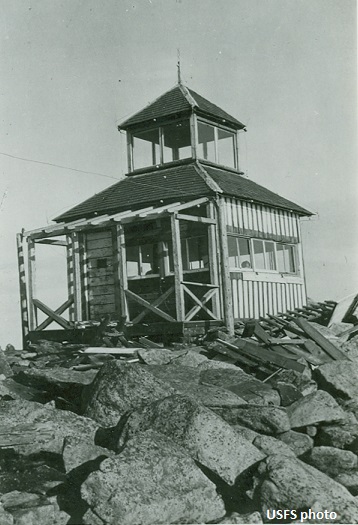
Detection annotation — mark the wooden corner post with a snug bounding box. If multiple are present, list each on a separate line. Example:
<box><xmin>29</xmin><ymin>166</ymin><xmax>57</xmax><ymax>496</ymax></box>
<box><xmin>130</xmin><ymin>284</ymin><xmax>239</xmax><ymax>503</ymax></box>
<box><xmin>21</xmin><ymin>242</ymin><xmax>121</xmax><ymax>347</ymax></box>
<box><xmin>217</xmin><ymin>198</ymin><xmax>234</xmax><ymax>335</ymax></box>
<box><xmin>115</xmin><ymin>224</ymin><xmax>129</xmax><ymax>321</ymax></box>
<box><xmin>16</xmin><ymin>232</ymin><xmax>29</xmax><ymax>347</ymax></box>
<box><xmin>27</xmin><ymin>236</ymin><xmax>37</xmax><ymax>331</ymax></box>
<box><xmin>171</xmin><ymin>213</ymin><xmax>185</xmax><ymax>321</ymax></box>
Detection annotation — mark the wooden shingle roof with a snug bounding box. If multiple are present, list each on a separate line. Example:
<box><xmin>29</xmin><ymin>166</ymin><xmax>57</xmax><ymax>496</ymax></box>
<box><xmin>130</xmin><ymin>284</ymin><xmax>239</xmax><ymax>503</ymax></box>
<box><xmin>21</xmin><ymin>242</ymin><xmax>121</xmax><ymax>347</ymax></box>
<box><xmin>55</xmin><ymin>161</ymin><xmax>312</xmax><ymax>222</ymax></box>
<box><xmin>118</xmin><ymin>84</ymin><xmax>245</xmax><ymax>130</ymax></box>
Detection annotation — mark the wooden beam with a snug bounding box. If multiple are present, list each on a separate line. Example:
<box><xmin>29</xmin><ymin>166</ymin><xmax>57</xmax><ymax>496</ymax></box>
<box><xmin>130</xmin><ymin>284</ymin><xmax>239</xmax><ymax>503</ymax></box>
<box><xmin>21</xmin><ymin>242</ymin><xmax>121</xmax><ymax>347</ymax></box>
<box><xmin>34</xmin><ymin>238</ymin><xmax>68</xmax><ymax>246</ymax></box>
<box><xmin>66</xmin><ymin>234</ymin><xmax>75</xmax><ymax>322</ymax></box>
<box><xmin>217</xmin><ymin>198</ymin><xmax>234</xmax><ymax>335</ymax></box>
<box><xmin>190</xmin><ymin>113</ymin><xmax>198</xmax><ymax>160</ymax></box>
<box><xmin>168</xmin><ymin>197</ymin><xmax>209</xmax><ymax>213</ymax></box>
<box><xmin>175</xmin><ymin>213</ymin><xmax>216</xmax><ymax>224</ymax></box>
<box><xmin>131</xmin><ymin>286</ymin><xmax>175</xmax><ymax>324</ymax></box>
<box><xmin>32</xmin><ymin>299</ymin><xmax>73</xmax><ymax>330</ymax></box>
<box><xmin>27</xmin><ymin>237</ymin><xmax>37</xmax><ymax>331</ymax></box>
<box><xmin>79</xmin><ymin>232</ymin><xmax>89</xmax><ymax>320</ymax></box>
<box><xmin>125</xmin><ymin>289</ymin><xmax>176</xmax><ymax>323</ymax></box>
<box><xmin>171</xmin><ymin>214</ymin><xmax>185</xmax><ymax>321</ymax></box>
<box><xmin>294</xmin><ymin>318</ymin><xmax>348</xmax><ymax>361</ymax></box>
<box><xmin>181</xmin><ymin>281</ymin><xmax>218</xmax><ymax>288</ymax></box>
<box><xmin>115</xmin><ymin>224</ymin><xmax>129</xmax><ymax>321</ymax></box>
<box><xmin>183</xmin><ymin>286</ymin><xmax>219</xmax><ymax>321</ymax></box>
<box><xmin>35</xmin><ymin>297</ymin><xmax>74</xmax><ymax>331</ymax></box>
<box><xmin>127</xmin><ymin>131</ymin><xmax>133</xmax><ymax>173</ymax></box>
<box><xmin>16</xmin><ymin>232</ymin><xmax>29</xmax><ymax>346</ymax></box>
<box><xmin>207</xmin><ymin>201</ymin><xmax>221</xmax><ymax>318</ymax></box>
<box><xmin>71</xmin><ymin>232</ymin><xmax>82</xmax><ymax>322</ymax></box>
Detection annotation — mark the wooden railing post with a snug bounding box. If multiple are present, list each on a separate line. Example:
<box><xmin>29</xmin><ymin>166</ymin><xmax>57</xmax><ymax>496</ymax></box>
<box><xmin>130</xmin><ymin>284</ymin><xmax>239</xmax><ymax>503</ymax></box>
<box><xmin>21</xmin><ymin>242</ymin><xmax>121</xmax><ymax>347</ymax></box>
<box><xmin>171</xmin><ymin>213</ymin><xmax>185</xmax><ymax>321</ymax></box>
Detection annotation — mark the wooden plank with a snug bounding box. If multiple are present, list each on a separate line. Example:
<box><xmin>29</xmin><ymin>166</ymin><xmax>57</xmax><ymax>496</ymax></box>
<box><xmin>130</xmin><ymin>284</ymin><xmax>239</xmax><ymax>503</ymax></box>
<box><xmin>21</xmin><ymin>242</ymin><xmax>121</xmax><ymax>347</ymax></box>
<box><xmin>86</xmin><ymin>246</ymin><xmax>113</xmax><ymax>258</ymax></box>
<box><xmin>138</xmin><ymin>337</ymin><xmax>163</xmax><ymax>349</ymax></box>
<box><xmin>175</xmin><ymin>213</ymin><xmax>216</xmax><ymax>225</ymax></box>
<box><xmin>168</xmin><ymin>197</ymin><xmax>209</xmax><ymax>213</ymax></box>
<box><xmin>72</xmin><ymin>232</ymin><xmax>82</xmax><ymax>322</ymax></box>
<box><xmin>294</xmin><ymin>318</ymin><xmax>347</xmax><ymax>361</ymax></box>
<box><xmin>131</xmin><ymin>286</ymin><xmax>175</xmax><ymax>324</ymax></box>
<box><xmin>212</xmin><ymin>340</ymin><xmax>258</xmax><ymax>367</ymax></box>
<box><xmin>16</xmin><ymin>232</ymin><xmax>29</xmax><ymax>345</ymax></box>
<box><xmin>115</xmin><ymin>224</ymin><xmax>129</xmax><ymax>321</ymax></box>
<box><xmin>190</xmin><ymin>113</ymin><xmax>198</xmax><ymax>159</ymax></box>
<box><xmin>125</xmin><ymin>289</ymin><xmax>176</xmax><ymax>323</ymax></box>
<box><xmin>66</xmin><ymin>234</ymin><xmax>75</xmax><ymax>321</ymax></box>
<box><xmin>82</xmin><ymin>347</ymin><xmax>137</xmax><ymax>355</ymax></box>
<box><xmin>181</xmin><ymin>281</ymin><xmax>219</xmax><ymax>288</ymax></box>
<box><xmin>32</xmin><ymin>299</ymin><xmax>73</xmax><ymax>330</ymax></box>
<box><xmin>88</xmin><ymin>275</ymin><xmax>115</xmax><ymax>287</ymax></box>
<box><xmin>89</xmin><ymin>303</ymin><xmax>117</xmax><ymax>316</ymax></box>
<box><xmin>27</xmin><ymin>237</ymin><xmax>37</xmax><ymax>331</ymax></box>
<box><xmin>217</xmin><ymin>198</ymin><xmax>234</xmax><ymax>335</ymax></box>
<box><xmin>86</xmin><ymin>237</ymin><xmax>113</xmax><ymax>250</ymax></box>
<box><xmin>35</xmin><ymin>297</ymin><xmax>74</xmax><ymax>331</ymax></box>
<box><xmin>89</xmin><ymin>294</ymin><xmax>116</xmax><ymax>306</ymax></box>
<box><xmin>207</xmin><ymin>200</ymin><xmax>221</xmax><ymax>318</ymax></box>
<box><xmin>183</xmin><ymin>286</ymin><xmax>219</xmax><ymax>321</ymax></box>
<box><xmin>35</xmin><ymin>238</ymin><xmax>67</xmax><ymax>246</ymax></box>
<box><xmin>171</xmin><ymin>214</ymin><xmax>185</xmax><ymax>321</ymax></box>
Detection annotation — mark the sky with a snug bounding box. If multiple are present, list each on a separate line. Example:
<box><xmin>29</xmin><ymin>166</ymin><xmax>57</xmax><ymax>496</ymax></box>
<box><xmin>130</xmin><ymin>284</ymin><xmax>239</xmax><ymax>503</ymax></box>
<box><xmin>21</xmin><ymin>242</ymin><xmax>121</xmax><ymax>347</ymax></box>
<box><xmin>0</xmin><ymin>0</ymin><xmax>357</xmax><ymax>348</ymax></box>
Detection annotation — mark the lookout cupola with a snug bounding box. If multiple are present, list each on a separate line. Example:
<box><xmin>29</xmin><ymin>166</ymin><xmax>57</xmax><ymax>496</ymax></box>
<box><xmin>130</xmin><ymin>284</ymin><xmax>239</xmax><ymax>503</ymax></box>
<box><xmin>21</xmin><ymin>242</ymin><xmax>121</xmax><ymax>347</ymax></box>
<box><xmin>118</xmin><ymin>84</ymin><xmax>245</xmax><ymax>173</ymax></box>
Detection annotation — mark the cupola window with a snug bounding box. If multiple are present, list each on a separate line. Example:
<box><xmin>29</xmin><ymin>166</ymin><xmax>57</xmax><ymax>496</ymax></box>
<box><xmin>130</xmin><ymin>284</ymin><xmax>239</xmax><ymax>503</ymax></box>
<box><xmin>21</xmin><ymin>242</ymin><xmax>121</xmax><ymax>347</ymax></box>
<box><xmin>198</xmin><ymin>120</ymin><xmax>237</xmax><ymax>169</ymax></box>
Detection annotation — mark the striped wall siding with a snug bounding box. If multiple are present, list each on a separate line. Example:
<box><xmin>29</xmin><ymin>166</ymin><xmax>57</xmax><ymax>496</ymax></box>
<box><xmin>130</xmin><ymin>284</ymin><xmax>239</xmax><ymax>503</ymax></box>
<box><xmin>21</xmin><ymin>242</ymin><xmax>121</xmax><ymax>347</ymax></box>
<box><xmin>231</xmin><ymin>278</ymin><xmax>306</xmax><ymax>319</ymax></box>
<box><xmin>223</xmin><ymin>197</ymin><xmax>300</xmax><ymax>242</ymax></box>
<box><xmin>223</xmin><ymin>197</ymin><xmax>306</xmax><ymax>319</ymax></box>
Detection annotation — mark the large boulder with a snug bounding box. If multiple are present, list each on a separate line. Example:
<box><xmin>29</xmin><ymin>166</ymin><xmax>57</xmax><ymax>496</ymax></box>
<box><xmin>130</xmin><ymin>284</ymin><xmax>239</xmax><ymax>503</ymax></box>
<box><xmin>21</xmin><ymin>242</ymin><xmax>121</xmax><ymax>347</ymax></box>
<box><xmin>316</xmin><ymin>412</ymin><xmax>358</xmax><ymax>451</ymax></box>
<box><xmin>286</xmin><ymin>390</ymin><xmax>346</xmax><ymax>429</ymax></box>
<box><xmin>253</xmin><ymin>435</ymin><xmax>295</xmax><ymax>458</ymax></box>
<box><xmin>1</xmin><ymin>492</ymin><xmax>69</xmax><ymax>525</ymax></box>
<box><xmin>305</xmin><ymin>446</ymin><xmax>358</xmax><ymax>477</ymax></box>
<box><xmin>82</xmin><ymin>361</ymin><xmax>176</xmax><ymax>426</ymax></box>
<box><xmin>116</xmin><ymin>394</ymin><xmax>265</xmax><ymax>485</ymax></box>
<box><xmin>138</xmin><ymin>347</ymin><xmax>209</xmax><ymax>367</ymax></box>
<box><xmin>257</xmin><ymin>454</ymin><xmax>358</xmax><ymax>523</ymax></box>
<box><xmin>81</xmin><ymin>430</ymin><xmax>226</xmax><ymax>525</ymax></box>
<box><xmin>62</xmin><ymin>434</ymin><xmax>114</xmax><ymax>473</ymax></box>
<box><xmin>199</xmin><ymin>368</ymin><xmax>280</xmax><ymax>405</ymax></box>
<box><xmin>314</xmin><ymin>360</ymin><xmax>358</xmax><ymax>402</ymax></box>
<box><xmin>213</xmin><ymin>405</ymin><xmax>290</xmax><ymax>435</ymax></box>
<box><xmin>217</xmin><ymin>511</ymin><xmax>263</xmax><ymax>523</ymax></box>
<box><xmin>0</xmin><ymin>349</ymin><xmax>13</xmax><ymax>377</ymax></box>
<box><xmin>0</xmin><ymin>399</ymin><xmax>99</xmax><ymax>456</ymax></box>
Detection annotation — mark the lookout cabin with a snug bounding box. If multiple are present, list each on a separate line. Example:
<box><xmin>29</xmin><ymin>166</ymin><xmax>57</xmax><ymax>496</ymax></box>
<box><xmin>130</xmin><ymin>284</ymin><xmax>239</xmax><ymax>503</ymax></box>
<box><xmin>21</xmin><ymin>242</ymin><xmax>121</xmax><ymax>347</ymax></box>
<box><xmin>17</xmin><ymin>82</ymin><xmax>312</xmax><ymax>346</ymax></box>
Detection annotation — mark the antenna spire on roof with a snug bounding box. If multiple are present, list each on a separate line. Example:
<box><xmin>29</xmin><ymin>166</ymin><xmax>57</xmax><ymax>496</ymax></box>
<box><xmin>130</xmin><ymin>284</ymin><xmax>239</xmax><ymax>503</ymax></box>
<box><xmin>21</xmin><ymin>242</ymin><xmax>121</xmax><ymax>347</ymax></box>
<box><xmin>177</xmin><ymin>48</ymin><xmax>182</xmax><ymax>85</ymax></box>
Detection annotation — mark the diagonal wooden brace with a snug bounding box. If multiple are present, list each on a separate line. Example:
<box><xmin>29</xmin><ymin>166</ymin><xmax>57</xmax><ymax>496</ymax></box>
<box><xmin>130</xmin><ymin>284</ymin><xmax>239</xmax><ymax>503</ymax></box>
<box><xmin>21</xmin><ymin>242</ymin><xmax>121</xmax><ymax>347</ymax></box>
<box><xmin>32</xmin><ymin>299</ymin><xmax>74</xmax><ymax>330</ymax></box>
<box><xmin>131</xmin><ymin>286</ymin><xmax>175</xmax><ymax>324</ymax></box>
<box><xmin>183</xmin><ymin>285</ymin><xmax>219</xmax><ymax>321</ymax></box>
<box><xmin>35</xmin><ymin>297</ymin><xmax>74</xmax><ymax>331</ymax></box>
<box><xmin>125</xmin><ymin>289</ymin><xmax>176</xmax><ymax>323</ymax></box>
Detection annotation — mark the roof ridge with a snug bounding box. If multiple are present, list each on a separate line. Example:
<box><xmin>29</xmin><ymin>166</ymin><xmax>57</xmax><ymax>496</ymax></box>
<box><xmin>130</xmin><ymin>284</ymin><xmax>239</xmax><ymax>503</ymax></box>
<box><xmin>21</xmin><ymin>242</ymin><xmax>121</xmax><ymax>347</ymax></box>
<box><xmin>194</xmin><ymin>161</ymin><xmax>223</xmax><ymax>194</ymax></box>
<box><xmin>178</xmin><ymin>83</ymin><xmax>198</xmax><ymax>109</ymax></box>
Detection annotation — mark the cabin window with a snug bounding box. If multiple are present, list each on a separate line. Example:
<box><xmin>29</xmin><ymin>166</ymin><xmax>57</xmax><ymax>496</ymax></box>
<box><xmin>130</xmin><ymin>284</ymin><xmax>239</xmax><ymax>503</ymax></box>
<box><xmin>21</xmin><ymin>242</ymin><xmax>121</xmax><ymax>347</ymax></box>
<box><xmin>198</xmin><ymin>120</ymin><xmax>237</xmax><ymax>169</ymax></box>
<box><xmin>276</xmin><ymin>244</ymin><xmax>296</xmax><ymax>273</ymax></box>
<box><xmin>228</xmin><ymin>236</ymin><xmax>252</xmax><ymax>269</ymax></box>
<box><xmin>132</xmin><ymin>128</ymin><xmax>160</xmax><ymax>170</ymax></box>
<box><xmin>126</xmin><ymin>243</ymin><xmax>159</xmax><ymax>277</ymax></box>
<box><xmin>181</xmin><ymin>235</ymin><xmax>209</xmax><ymax>271</ymax></box>
<box><xmin>252</xmin><ymin>240</ymin><xmax>277</xmax><ymax>271</ymax></box>
<box><xmin>162</xmin><ymin>121</ymin><xmax>191</xmax><ymax>163</ymax></box>
<box><xmin>96</xmin><ymin>258</ymin><xmax>108</xmax><ymax>269</ymax></box>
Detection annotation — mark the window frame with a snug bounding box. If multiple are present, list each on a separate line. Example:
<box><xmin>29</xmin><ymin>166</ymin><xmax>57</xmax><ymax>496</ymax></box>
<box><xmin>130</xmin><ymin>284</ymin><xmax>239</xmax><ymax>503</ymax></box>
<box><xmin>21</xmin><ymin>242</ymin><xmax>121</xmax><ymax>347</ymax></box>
<box><xmin>126</xmin><ymin>242</ymin><xmax>160</xmax><ymax>280</ymax></box>
<box><xmin>196</xmin><ymin>117</ymin><xmax>238</xmax><ymax>170</ymax></box>
<box><xmin>181</xmin><ymin>235</ymin><xmax>210</xmax><ymax>273</ymax></box>
<box><xmin>227</xmin><ymin>234</ymin><xmax>253</xmax><ymax>271</ymax></box>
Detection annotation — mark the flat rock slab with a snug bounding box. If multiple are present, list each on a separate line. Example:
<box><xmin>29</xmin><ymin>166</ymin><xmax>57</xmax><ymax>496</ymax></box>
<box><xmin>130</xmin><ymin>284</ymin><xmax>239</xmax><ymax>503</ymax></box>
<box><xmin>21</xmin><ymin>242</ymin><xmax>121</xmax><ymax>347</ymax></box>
<box><xmin>81</xmin><ymin>429</ymin><xmax>226</xmax><ymax>525</ymax></box>
<box><xmin>314</xmin><ymin>360</ymin><xmax>358</xmax><ymax>401</ymax></box>
<box><xmin>316</xmin><ymin>413</ymin><xmax>358</xmax><ymax>451</ymax></box>
<box><xmin>213</xmin><ymin>404</ymin><xmax>290</xmax><ymax>435</ymax></box>
<box><xmin>116</xmin><ymin>394</ymin><xmax>265</xmax><ymax>485</ymax></box>
<box><xmin>253</xmin><ymin>435</ymin><xmax>295</xmax><ymax>458</ymax></box>
<box><xmin>258</xmin><ymin>455</ymin><xmax>358</xmax><ymax>523</ymax></box>
<box><xmin>200</xmin><ymin>368</ymin><xmax>280</xmax><ymax>405</ymax></box>
<box><xmin>62</xmin><ymin>434</ymin><xmax>114</xmax><ymax>473</ymax></box>
<box><xmin>287</xmin><ymin>390</ymin><xmax>346</xmax><ymax>429</ymax></box>
<box><xmin>0</xmin><ymin>399</ymin><xmax>99</xmax><ymax>456</ymax></box>
<box><xmin>82</xmin><ymin>361</ymin><xmax>176</xmax><ymax>427</ymax></box>
<box><xmin>306</xmin><ymin>446</ymin><xmax>358</xmax><ymax>477</ymax></box>
<box><xmin>138</xmin><ymin>348</ymin><xmax>209</xmax><ymax>367</ymax></box>
<box><xmin>277</xmin><ymin>430</ymin><xmax>314</xmax><ymax>457</ymax></box>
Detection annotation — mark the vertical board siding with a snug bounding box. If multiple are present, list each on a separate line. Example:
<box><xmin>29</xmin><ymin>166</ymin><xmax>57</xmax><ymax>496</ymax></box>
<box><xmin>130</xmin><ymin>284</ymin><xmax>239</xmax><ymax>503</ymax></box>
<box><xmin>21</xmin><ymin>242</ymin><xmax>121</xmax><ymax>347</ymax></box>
<box><xmin>230</xmin><ymin>277</ymin><xmax>306</xmax><ymax>319</ymax></box>
<box><xmin>224</xmin><ymin>198</ymin><xmax>300</xmax><ymax>242</ymax></box>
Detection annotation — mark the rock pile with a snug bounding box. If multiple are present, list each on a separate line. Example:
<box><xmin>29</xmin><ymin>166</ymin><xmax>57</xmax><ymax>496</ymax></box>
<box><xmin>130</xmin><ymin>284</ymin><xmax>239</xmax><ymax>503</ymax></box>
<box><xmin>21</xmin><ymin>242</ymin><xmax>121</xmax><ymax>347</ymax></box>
<box><xmin>1</xmin><ymin>320</ymin><xmax>358</xmax><ymax>524</ymax></box>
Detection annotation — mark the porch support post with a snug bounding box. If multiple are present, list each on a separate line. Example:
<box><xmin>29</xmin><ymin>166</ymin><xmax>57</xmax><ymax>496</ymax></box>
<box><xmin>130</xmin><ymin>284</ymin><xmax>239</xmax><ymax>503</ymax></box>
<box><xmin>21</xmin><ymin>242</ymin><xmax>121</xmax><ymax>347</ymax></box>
<box><xmin>71</xmin><ymin>232</ymin><xmax>82</xmax><ymax>322</ymax></box>
<box><xmin>79</xmin><ymin>232</ymin><xmax>89</xmax><ymax>320</ymax></box>
<box><xmin>217</xmin><ymin>197</ymin><xmax>234</xmax><ymax>335</ymax></box>
<box><xmin>115</xmin><ymin>224</ymin><xmax>129</xmax><ymax>321</ymax></box>
<box><xmin>16</xmin><ymin>232</ymin><xmax>29</xmax><ymax>346</ymax></box>
<box><xmin>66</xmin><ymin>234</ymin><xmax>75</xmax><ymax>321</ymax></box>
<box><xmin>27</xmin><ymin>236</ymin><xmax>37</xmax><ymax>331</ymax></box>
<box><xmin>207</xmin><ymin>201</ymin><xmax>221</xmax><ymax>318</ymax></box>
<box><xmin>171</xmin><ymin>213</ymin><xmax>185</xmax><ymax>321</ymax></box>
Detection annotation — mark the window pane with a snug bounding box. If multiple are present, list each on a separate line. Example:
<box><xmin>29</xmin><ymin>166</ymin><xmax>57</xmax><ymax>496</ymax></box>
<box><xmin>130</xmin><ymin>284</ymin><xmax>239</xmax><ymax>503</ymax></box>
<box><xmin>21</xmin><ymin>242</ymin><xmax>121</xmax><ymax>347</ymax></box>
<box><xmin>182</xmin><ymin>236</ymin><xmax>208</xmax><ymax>270</ymax></box>
<box><xmin>132</xmin><ymin>128</ymin><xmax>160</xmax><ymax>170</ymax></box>
<box><xmin>276</xmin><ymin>244</ymin><xmax>286</xmax><ymax>272</ymax></box>
<box><xmin>163</xmin><ymin>121</ymin><xmax>191</xmax><ymax>163</ymax></box>
<box><xmin>198</xmin><ymin>122</ymin><xmax>216</xmax><ymax>163</ymax></box>
<box><xmin>237</xmin><ymin>238</ymin><xmax>252</xmax><ymax>268</ymax></box>
<box><xmin>253</xmin><ymin>239</ymin><xmax>265</xmax><ymax>269</ymax></box>
<box><xmin>287</xmin><ymin>245</ymin><xmax>296</xmax><ymax>273</ymax></box>
<box><xmin>228</xmin><ymin>236</ymin><xmax>239</xmax><ymax>268</ymax></box>
<box><xmin>126</xmin><ymin>245</ymin><xmax>139</xmax><ymax>277</ymax></box>
<box><xmin>187</xmin><ymin>238</ymin><xmax>201</xmax><ymax>269</ymax></box>
<box><xmin>264</xmin><ymin>241</ymin><xmax>276</xmax><ymax>270</ymax></box>
<box><xmin>218</xmin><ymin>128</ymin><xmax>236</xmax><ymax>168</ymax></box>
<box><xmin>141</xmin><ymin>243</ymin><xmax>159</xmax><ymax>275</ymax></box>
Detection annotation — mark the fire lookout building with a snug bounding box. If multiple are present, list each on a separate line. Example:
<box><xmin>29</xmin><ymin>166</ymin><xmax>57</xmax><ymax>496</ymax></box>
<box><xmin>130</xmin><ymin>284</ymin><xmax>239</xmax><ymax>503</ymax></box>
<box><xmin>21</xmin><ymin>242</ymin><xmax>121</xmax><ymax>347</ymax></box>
<box><xmin>17</xmin><ymin>83</ymin><xmax>312</xmax><ymax>345</ymax></box>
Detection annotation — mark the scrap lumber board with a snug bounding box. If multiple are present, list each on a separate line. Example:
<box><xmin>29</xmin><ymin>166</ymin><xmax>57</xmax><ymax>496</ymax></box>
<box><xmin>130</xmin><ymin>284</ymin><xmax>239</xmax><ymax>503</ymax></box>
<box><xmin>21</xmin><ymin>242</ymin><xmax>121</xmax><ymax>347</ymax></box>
<box><xmin>217</xmin><ymin>337</ymin><xmax>306</xmax><ymax>373</ymax></box>
<box><xmin>212</xmin><ymin>341</ymin><xmax>259</xmax><ymax>367</ymax></box>
<box><xmin>294</xmin><ymin>318</ymin><xmax>347</xmax><ymax>361</ymax></box>
<box><xmin>138</xmin><ymin>337</ymin><xmax>163</xmax><ymax>348</ymax></box>
<box><xmin>81</xmin><ymin>347</ymin><xmax>137</xmax><ymax>355</ymax></box>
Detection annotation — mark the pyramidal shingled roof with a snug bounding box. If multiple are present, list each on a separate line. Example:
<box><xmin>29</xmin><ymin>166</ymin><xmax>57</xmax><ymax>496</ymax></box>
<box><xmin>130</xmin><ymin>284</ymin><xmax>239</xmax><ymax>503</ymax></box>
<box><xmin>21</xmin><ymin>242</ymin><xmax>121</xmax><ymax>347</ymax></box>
<box><xmin>118</xmin><ymin>84</ymin><xmax>245</xmax><ymax>130</ymax></box>
<box><xmin>55</xmin><ymin>161</ymin><xmax>312</xmax><ymax>222</ymax></box>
